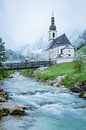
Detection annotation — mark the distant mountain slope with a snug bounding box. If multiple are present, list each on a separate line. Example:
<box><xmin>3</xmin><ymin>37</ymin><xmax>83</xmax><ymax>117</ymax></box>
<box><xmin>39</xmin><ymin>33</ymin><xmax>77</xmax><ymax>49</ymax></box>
<box><xmin>6</xmin><ymin>50</ymin><xmax>25</xmax><ymax>61</ymax></box>
<box><xmin>76</xmin><ymin>45</ymin><xmax>86</xmax><ymax>55</ymax></box>
<box><xmin>15</xmin><ymin>30</ymin><xmax>86</xmax><ymax>60</ymax></box>
<box><xmin>33</xmin><ymin>35</ymin><xmax>49</xmax><ymax>50</ymax></box>
<box><xmin>17</xmin><ymin>43</ymin><xmax>33</xmax><ymax>56</ymax></box>
<box><xmin>69</xmin><ymin>30</ymin><xmax>85</xmax><ymax>49</ymax></box>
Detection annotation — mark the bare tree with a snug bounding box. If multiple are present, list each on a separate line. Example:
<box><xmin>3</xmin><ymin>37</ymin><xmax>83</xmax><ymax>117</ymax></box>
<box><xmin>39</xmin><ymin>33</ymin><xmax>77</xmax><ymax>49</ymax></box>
<box><xmin>0</xmin><ymin>38</ymin><xmax>6</xmax><ymax>66</ymax></box>
<box><xmin>74</xmin><ymin>54</ymin><xmax>85</xmax><ymax>73</ymax></box>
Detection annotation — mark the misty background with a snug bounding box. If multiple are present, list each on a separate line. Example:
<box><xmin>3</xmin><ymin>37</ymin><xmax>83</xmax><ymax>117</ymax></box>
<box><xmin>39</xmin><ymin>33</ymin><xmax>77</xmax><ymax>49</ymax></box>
<box><xmin>0</xmin><ymin>0</ymin><xmax>86</xmax><ymax>61</ymax></box>
<box><xmin>0</xmin><ymin>0</ymin><xmax>86</xmax><ymax>49</ymax></box>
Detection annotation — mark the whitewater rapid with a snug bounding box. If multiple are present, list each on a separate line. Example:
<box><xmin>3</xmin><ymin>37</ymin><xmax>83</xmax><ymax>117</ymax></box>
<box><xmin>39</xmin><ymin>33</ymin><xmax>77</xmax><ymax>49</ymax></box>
<box><xmin>0</xmin><ymin>72</ymin><xmax>86</xmax><ymax>130</ymax></box>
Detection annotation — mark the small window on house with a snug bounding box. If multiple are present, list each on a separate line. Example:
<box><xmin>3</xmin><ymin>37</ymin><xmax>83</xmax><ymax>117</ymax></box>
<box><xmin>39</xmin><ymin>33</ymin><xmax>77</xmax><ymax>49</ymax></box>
<box><xmin>53</xmin><ymin>33</ymin><xmax>55</xmax><ymax>38</ymax></box>
<box><xmin>68</xmin><ymin>54</ymin><xmax>71</xmax><ymax>56</ymax></box>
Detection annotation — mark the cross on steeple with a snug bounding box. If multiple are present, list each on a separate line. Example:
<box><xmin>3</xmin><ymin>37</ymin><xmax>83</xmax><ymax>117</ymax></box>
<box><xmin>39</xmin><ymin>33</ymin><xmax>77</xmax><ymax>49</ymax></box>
<box><xmin>52</xmin><ymin>12</ymin><xmax>54</xmax><ymax>17</ymax></box>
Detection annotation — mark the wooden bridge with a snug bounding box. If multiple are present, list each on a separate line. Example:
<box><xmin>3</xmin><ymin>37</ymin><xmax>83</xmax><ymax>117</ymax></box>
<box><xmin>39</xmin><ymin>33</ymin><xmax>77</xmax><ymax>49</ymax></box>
<box><xmin>0</xmin><ymin>60</ymin><xmax>55</xmax><ymax>70</ymax></box>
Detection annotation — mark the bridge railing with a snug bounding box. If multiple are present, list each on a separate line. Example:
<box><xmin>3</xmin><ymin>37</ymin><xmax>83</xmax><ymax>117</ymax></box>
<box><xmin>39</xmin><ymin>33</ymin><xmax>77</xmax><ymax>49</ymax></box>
<box><xmin>2</xmin><ymin>60</ymin><xmax>55</xmax><ymax>70</ymax></box>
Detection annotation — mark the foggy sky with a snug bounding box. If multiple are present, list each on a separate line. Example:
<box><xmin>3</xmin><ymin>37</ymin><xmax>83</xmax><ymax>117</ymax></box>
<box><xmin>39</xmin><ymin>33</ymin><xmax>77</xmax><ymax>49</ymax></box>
<box><xmin>0</xmin><ymin>0</ymin><xmax>86</xmax><ymax>50</ymax></box>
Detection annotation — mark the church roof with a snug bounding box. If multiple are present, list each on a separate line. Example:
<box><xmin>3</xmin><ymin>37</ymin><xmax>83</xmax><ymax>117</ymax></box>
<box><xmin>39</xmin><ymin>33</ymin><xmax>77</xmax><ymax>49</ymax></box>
<box><xmin>46</xmin><ymin>34</ymin><xmax>72</xmax><ymax>50</ymax></box>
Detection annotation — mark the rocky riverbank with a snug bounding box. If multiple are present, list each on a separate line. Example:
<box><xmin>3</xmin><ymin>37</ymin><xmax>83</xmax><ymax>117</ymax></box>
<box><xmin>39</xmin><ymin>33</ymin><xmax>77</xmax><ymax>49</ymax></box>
<box><xmin>70</xmin><ymin>80</ymin><xmax>86</xmax><ymax>98</ymax></box>
<box><xmin>0</xmin><ymin>82</ymin><xmax>28</xmax><ymax>119</ymax></box>
<box><xmin>20</xmin><ymin>68</ymin><xmax>86</xmax><ymax>99</ymax></box>
<box><xmin>35</xmin><ymin>75</ymin><xmax>86</xmax><ymax>99</ymax></box>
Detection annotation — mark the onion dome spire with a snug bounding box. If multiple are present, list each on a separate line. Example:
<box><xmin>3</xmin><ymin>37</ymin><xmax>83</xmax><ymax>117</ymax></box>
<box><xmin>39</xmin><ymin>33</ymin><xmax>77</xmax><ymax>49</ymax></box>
<box><xmin>49</xmin><ymin>12</ymin><xmax>56</xmax><ymax>31</ymax></box>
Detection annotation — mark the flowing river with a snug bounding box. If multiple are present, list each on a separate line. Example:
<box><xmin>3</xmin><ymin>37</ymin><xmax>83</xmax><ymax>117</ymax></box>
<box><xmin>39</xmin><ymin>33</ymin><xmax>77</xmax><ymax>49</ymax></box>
<box><xmin>0</xmin><ymin>72</ymin><xmax>86</xmax><ymax>130</ymax></box>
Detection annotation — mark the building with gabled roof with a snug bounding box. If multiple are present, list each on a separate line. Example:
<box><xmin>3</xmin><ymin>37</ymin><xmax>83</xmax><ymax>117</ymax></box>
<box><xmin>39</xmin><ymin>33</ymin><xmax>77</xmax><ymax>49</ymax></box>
<box><xmin>45</xmin><ymin>14</ymin><xmax>74</xmax><ymax>62</ymax></box>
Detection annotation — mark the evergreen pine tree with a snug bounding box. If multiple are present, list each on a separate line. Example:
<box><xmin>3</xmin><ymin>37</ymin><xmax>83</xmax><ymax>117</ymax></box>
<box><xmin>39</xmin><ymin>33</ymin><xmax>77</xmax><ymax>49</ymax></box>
<box><xmin>0</xmin><ymin>38</ymin><xmax>6</xmax><ymax>66</ymax></box>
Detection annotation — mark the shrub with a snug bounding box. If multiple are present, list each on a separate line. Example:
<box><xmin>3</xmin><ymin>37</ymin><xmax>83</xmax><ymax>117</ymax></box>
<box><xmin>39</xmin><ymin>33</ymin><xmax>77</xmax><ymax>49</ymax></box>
<box><xmin>74</xmin><ymin>54</ymin><xmax>85</xmax><ymax>73</ymax></box>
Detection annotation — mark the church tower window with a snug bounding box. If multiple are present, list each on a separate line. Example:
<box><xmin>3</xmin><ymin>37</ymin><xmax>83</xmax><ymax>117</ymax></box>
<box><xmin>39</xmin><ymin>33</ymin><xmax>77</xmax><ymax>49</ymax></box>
<box><xmin>53</xmin><ymin>33</ymin><xmax>55</xmax><ymax>38</ymax></box>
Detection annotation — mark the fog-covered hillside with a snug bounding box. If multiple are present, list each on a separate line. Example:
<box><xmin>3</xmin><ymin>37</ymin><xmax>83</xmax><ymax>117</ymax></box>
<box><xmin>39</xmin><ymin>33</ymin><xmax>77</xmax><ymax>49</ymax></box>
<box><xmin>16</xmin><ymin>34</ymin><xmax>49</xmax><ymax>60</ymax></box>
<box><xmin>6</xmin><ymin>30</ymin><xmax>86</xmax><ymax>61</ymax></box>
<box><xmin>17</xmin><ymin>30</ymin><xmax>86</xmax><ymax>57</ymax></box>
<box><xmin>33</xmin><ymin>35</ymin><xmax>49</xmax><ymax>50</ymax></box>
<box><xmin>5</xmin><ymin>50</ymin><xmax>25</xmax><ymax>61</ymax></box>
<box><xmin>17</xmin><ymin>43</ymin><xmax>33</xmax><ymax>56</ymax></box>
<box><xmin>69</xmin><ymin>30</ymin><xmax>86</xmax><ymax>49</ymax></box>
<box><xmin>17</xmin><ymin>34</ymin><xmax>49</xmax><ymax>56</ymax></box>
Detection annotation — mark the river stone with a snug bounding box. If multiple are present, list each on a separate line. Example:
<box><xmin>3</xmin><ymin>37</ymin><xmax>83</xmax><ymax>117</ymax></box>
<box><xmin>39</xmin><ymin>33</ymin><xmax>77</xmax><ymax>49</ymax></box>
<box><xmin>53</xmin><ymin>82</ymin><xmax>60</xmax><ymax>87</ymax></box>
<box><xmin>79</xmin><ymin>91</ymin><xmax>86</xmax><ymax>98</ymax></box>
<box><xmin>55</xmin><ymin>75</ymin><xmax>65</xmax><ymax>81</ymax></box>
<box><xmin>54</xmin><ymin>76</ymin><xmax>66</xmax><ymax>87</ymax></box>
<box><xmin>60</xmin><ymin>85</ymin><xmax>65</xmax><ymax>88</ymax></box>
<box><xmin>80</xmin><ymin>80</ymin><xmax>86</xmax><ymax>86</ymax></box>
<box><xmin>39</xmin><ymin>101</ymin><xmax>54</xmax><ymax>106</ymax></box>
<box><xmin>0</xmin><ymin>109</ymin><xmax>9</xmax><ymax>118</ymax></box>
<box><xmin>10</xmin><ymin>109</ymin><xmax>26</xmax><ymax>116</ymax></box>
<box><xmin>79</xmin><ymin>91</ymin><xmax>84</xmax><ymax>98</ymax></box>
<box><xmin>80</xmin><ymin>81</ymin><xmax>86</xmax><ymax>91</ymax></box>
<box><xmin>0</xmin><ymin>89</ymin><xmax>4</xmax><ymax>92</ymax></box>
<box><xmin>25</xmin><ymin>105</ymin><xmax>37</xmax><ymax>110</ymax></box>
<box><xmin>0</xmin><ymin>103</ymin><xmax>27</xmax><ymax>117</ymax></box>
<box><xmin>70</xmin><ymin>87</ymin><xmax>81</xmax><ymax>93</ymax></box>
<box><xmin>70</xmin><ymin>83</ymin><xmax>82</xmax><ymax>93</ymax></box>
<box><xmin>9</xmin><ymin>75</ymin><xmax>13</xmax><ymax>78</ymax></box>
<box><xmin>34</xmin><ymin>90</ymin><xmax>49</xmax><ymax>94</ymax></box>
<box><xmin>48</xmin><ymin>80</ymin><xmax>55</xmax><ymax>85</ymax></box>
<box><xmin>83</xmin><ymin>92</ymin><xmax>86</xmax><ymax>98</ymax></box>
<box><xmin>74</xmin><ymin>105</ymin><xmax>86</xmax><ymax>109</ymax></box>
<box><xmin>0</xmin><ymin>97</ymin><xmax>6</xmax><ymax>102</ymax></box>
<box><xmin>21</xmin><ymin>91</ymin><xmax>34</xmax><ymax>95</ymax></box>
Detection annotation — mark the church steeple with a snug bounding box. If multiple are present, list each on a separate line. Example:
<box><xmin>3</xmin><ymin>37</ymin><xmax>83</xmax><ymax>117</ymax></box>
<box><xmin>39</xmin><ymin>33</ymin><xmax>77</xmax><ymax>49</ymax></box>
<box><xmin>49</xmin><ymin>13</ymin><xmax>56</xmax><ymax>31</ymax></box>
<box><xmin>49</xmin><ymin>13</ymin><xmax>57</xmax><ymax>42</ymax></box>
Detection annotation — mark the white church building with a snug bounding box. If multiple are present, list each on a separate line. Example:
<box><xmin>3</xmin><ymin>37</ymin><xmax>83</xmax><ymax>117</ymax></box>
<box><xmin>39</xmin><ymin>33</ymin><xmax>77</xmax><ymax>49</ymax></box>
<box><xmin>45</xmin><ymin>14</ymin><xmax>74</xmax><ymax>63</ymax></box>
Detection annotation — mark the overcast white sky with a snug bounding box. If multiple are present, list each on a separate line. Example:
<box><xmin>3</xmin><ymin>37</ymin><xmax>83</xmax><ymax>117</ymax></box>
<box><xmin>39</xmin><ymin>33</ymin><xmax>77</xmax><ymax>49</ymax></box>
<box><xmin>0</xmin><ymin>0</ymin><xmax>86</xmax><ymax>50</ymax></box>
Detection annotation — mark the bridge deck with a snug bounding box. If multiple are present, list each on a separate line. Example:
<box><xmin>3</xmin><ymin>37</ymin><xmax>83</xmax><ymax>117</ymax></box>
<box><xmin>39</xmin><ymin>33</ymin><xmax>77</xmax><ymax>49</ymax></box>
<box><xmin>0</xmin><ymin>61</ymin><xmax>55</xmax><ymax>70</ymax></box>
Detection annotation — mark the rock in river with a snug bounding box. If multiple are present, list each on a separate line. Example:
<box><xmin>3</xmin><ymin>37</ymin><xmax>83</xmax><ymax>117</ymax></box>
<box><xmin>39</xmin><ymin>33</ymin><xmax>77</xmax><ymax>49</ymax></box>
<box><xmin>0</xmin><ymin>103</ymin><xmax>27</xmax><ymax>118</ymax></box>
<box><xmin>10</xmin><ymin>109</ymin><xmax>26</xmax><ymax>116</ymax></box>
<box><xmin>0</xmin><ymin>97</ymin><xmax>6</xmax><ymax>102</ymax></box>
<box><xmin>70</xmin><ymin>83</ymin><xmax>82</xmax><ymax>93</ymax></box>
<box><xmin>79</xmin><ymin>91</ymin><xmax>86</xmax><ymax>98</ymax></box>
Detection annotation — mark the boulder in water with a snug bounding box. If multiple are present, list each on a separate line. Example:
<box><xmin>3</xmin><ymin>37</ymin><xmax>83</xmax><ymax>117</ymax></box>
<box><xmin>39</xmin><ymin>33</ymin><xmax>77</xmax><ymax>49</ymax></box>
<box><xmin>48</xmin><ymin>76</ymin><xmax>66</xmax><ymax>87</ymax></box>
<box><xmin>79</xmin><ymin>91</ymin><xmax>86</xmax><ymax>98</ymax></box>
<box><xmin>0</xmin><ymin>90</ymin><xmax>10</xmax><ymax>102</ymax></box>
<box><xmin>80</xmin><ymin>80</ymin><xmax>86</xmax><ymax>91</ymax></box>
<box><xmin>9</xmin><ymin>75</ymin><xmax>13</xmax><ymax>78</ymax></box>
<box><xmin>40</xmin><ymin>101</ymin><xmax>54</xmax><ymax>106</ymax></box>
<box><xmin>10</xmin><ymin>109</ymin><xmax>26</xmax><ymax>116</ymax></box>
<box><xmin>74</xmin><ymin>105</ymin><xmax>86</xmax><ymax>109</ymax></box>
<box><xmin>0</xmin><ymin>97</ymin><xmax>6</xmax><ymax>102</ymax></box>
<box><xmin>70</xmin><ymin>83</ymin><xmax>82</xmax><ymax>93</ymax></box>
<box><xmin>0</xmin><ymin>103</ymin><xmax>27</xmax><ymax>118</ymax></box>
<box><xmin>21</xmin><ymin>91</ymin><xmax>34</xmax><ymax>95</ymax></box>
<box><xmin>83</xmin><ymin>92</ymin><xmax>86</xmax><ymax>98</ymax></box>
